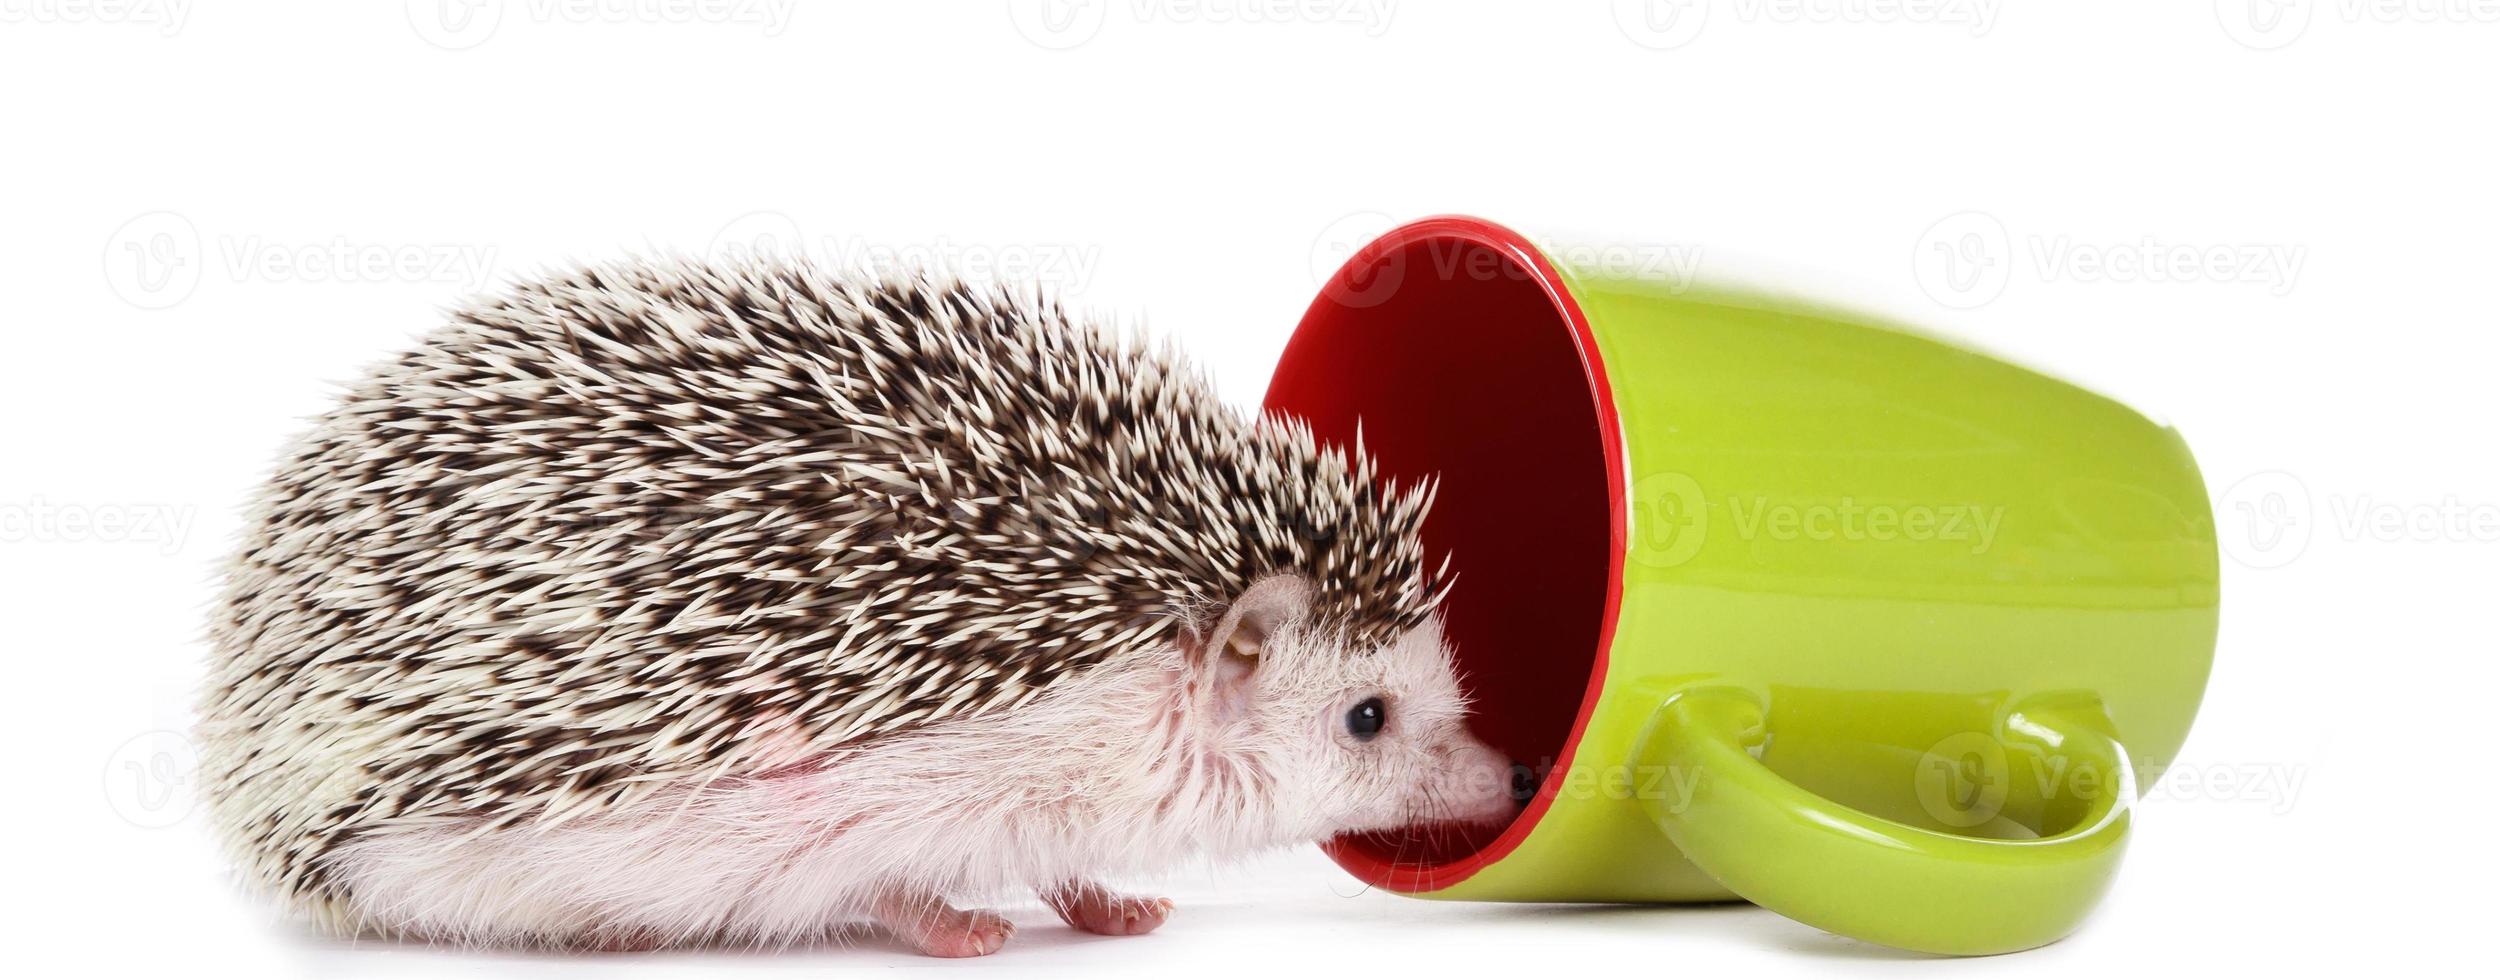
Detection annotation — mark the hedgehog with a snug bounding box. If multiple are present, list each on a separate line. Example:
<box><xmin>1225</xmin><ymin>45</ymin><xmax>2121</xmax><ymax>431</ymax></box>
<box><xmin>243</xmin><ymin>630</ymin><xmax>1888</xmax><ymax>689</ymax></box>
<box><xmin>197</xmin><ymin>257</ymin><xmax>1518</xmax><ymax>956</ymax></box>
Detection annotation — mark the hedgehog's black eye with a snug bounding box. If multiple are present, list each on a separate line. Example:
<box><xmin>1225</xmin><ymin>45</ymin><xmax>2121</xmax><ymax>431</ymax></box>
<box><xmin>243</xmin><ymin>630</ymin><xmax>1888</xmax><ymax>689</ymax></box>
<box><xmin>1345</xmin><ymin>697</ymin><xmax>1386</xmax><ymax>741</ymax></box>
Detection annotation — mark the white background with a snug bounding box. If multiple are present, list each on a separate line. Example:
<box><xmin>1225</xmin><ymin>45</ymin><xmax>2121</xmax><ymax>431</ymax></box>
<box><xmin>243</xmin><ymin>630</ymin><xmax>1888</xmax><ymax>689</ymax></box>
<box><xmin>6</xmin><ymin>1</ymin><xmax>2495</xmax><ymax>975</ymax></box>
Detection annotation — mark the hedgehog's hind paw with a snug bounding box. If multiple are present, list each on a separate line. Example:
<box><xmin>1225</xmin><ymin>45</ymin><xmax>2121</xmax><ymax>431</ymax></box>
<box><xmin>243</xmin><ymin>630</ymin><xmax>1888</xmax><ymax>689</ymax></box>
<box><xmin>1044</xmin><ymin>880</ymin><xmax>1173</xmax><ymax>937</ymax></box>
<box><xmin>868</xmin><ymin>891</ymin><xmax>1014</xmax><ymax>958</ymax></box>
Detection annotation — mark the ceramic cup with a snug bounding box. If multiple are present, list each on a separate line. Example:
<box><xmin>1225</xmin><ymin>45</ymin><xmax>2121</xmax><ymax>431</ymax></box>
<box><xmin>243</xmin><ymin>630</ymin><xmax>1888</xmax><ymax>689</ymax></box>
<box><xmin>1263</xmin><ymin>215</ymin><xmax>2218</xmax><ymax>955</ymax></box>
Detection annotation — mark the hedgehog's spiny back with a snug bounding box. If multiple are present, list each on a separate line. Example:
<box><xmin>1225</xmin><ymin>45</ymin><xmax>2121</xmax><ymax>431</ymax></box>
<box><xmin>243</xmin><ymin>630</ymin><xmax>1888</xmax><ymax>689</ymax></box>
<box><xmin>199</xmin><ymin>258</ymin><xmax>1442</xmax><ymax>909</ymax></box>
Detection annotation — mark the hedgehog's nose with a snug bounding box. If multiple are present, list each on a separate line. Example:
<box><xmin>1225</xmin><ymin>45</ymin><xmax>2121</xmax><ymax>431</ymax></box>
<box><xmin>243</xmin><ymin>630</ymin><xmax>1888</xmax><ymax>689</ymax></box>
<box><xmin>1508</xmin><ymin>762</ymin><xmax>1539</xmax><ymax>804</ymax></box>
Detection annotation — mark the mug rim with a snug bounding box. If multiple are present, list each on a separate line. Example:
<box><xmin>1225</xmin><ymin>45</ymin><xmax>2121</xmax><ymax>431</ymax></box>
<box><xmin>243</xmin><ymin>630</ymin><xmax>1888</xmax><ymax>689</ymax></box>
<box><xmin>1279</xmin><ymin>214</ymin><xmax>1632</xmax><ymax>892</ymax></box>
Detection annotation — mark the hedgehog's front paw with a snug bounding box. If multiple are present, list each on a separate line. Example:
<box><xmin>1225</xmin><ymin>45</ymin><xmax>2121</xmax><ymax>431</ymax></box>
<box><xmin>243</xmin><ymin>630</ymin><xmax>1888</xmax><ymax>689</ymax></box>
<box><xmin>871</xmin><ymin>892</ymin><xmax>1015</xmax><ymax>957</ymax></box>
<box><xmin>922</xmin><ymin>909</ymin><xmax>1015</xmax><ymax>958</ymax></box>
<box><xmin>1046</xmin><ymin>881</ymin><xmax>1174</xmax><ymax>937</ymax></box>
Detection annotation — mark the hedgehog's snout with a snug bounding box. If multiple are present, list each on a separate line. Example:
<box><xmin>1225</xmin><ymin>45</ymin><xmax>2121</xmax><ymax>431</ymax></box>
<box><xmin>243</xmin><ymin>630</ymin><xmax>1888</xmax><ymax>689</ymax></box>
<box><xmin>1433</xmin><ymin>735</ymin><xmax>1522</xmax><ymax>827</ymax></box>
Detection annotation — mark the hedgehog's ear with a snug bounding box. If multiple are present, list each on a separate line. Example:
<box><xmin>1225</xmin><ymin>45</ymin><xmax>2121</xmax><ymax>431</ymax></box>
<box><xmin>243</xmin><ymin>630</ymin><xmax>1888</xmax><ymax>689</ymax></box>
<box><xmin>1187</xmin><ymin>574</ymin><xmax>1311</xmax><ymax>713</ymax></box>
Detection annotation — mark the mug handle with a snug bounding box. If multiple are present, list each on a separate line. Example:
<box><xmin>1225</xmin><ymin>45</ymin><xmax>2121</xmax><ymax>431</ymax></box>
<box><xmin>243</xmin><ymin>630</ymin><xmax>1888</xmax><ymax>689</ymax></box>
<box><xmin>1635</xmin><ymin>685</ymin><xmax>2135</xmax><ymax>955</ymax></box>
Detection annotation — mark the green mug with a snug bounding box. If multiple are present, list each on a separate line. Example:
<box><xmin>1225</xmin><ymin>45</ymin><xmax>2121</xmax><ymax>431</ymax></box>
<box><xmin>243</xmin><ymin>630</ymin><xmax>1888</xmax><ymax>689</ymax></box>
<box><xmin>1263</xmin><ymin>215</ymin><xmax>2218</xmax><ymax>955</ymax></box>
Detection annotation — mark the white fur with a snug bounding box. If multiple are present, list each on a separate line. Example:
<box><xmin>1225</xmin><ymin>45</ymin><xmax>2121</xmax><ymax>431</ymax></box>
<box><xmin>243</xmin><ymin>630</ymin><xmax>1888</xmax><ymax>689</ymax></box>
<box><xmin>326</xmin><ymin>609</ymin><xmax>1513</xmax><ymax>949</ymax></box>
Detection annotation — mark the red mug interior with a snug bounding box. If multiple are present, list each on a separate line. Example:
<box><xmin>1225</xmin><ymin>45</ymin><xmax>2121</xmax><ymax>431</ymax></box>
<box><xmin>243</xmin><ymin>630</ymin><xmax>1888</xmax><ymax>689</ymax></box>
<box><xmin>1263</xmin><ymin>216</ymin><xmax>1626</xmax><ymax>892</ymax></box>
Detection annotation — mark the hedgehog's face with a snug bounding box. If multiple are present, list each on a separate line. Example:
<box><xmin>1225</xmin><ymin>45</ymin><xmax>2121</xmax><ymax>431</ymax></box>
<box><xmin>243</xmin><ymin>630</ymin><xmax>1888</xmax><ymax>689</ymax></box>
<box><xmin>1191</xmin><ymin>576</ymin><xmax>1518</xmax><ymax>843</ymax></box>
<box><xmin>1280</xmin><ymin>616</ymin><xmax>1520</xmax><ymax>838</ymax></box>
